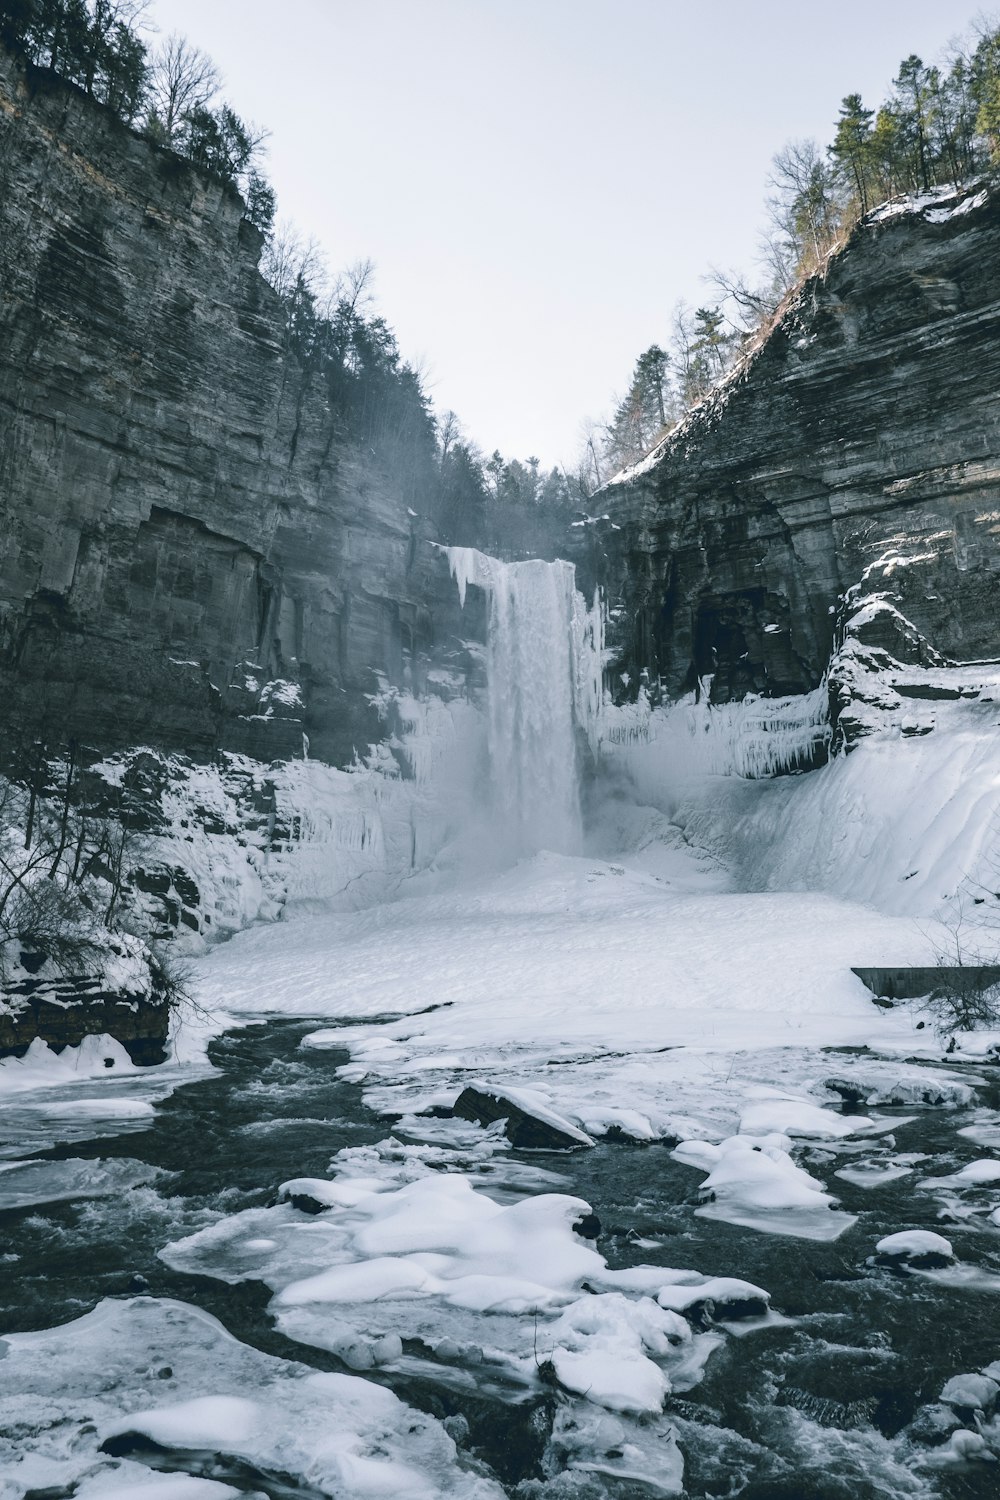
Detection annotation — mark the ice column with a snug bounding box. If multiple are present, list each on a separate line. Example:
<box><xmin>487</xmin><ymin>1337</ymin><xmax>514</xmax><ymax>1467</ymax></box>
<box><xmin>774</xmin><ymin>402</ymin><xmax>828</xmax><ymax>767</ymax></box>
<box><xmin>447</xmin><ymin>547</ymin><xmax>602</xmax><ymax>857</ymax></box>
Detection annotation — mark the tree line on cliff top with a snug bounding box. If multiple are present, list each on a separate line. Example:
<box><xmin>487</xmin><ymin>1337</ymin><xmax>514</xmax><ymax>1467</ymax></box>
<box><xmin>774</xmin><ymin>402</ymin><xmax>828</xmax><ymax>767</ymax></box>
<box><xmin>0</xmin><ymin>2</ymin><xmax>275</xmax><ymax>228</ymax></box>
<box><xmin>0</xmin><ymin>1</ymin><xmax>576</xmax><ymax>554</ymax></box>
<box><xmin>5</xmin><ymin>3</ymin><xmax>1000</xmax><ymax>520</ymax></box>
<box><xmin>0</xmin><ymin>0</ymin><xmax>578</xmax><ymax>554</ymax></box>
<box><xmin>591</xmin><ymin>16</ymin><xmax>1000</xmax><ymax>486</ymax></box>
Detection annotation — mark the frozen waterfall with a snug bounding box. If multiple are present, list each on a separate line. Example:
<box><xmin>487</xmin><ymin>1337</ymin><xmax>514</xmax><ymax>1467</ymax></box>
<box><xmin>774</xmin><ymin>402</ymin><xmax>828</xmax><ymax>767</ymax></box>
<box><xmin>447</xmin><ymin>547</ymin><xmax>602</xmax><ymax>857</ymax></box>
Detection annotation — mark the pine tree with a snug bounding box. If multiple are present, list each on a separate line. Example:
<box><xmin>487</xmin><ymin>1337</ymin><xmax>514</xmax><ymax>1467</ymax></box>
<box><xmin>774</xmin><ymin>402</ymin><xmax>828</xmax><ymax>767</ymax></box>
<box><xmin>892</xmin><ymin>55</ymin><xmax>937</xmax><ymax>192</ymax></box>
<box><xmin>830</xmin><ymin>94</ymin><xmax>875</xmax><ymax>214</ymax></box>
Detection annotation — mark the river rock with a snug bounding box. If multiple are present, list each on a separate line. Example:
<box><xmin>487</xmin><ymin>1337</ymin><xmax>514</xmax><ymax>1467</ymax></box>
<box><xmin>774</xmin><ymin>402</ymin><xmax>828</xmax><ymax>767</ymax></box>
<box><xmin>874</xmin><ymin>1229</ymin><xmax>955</xmax><ymax>1269</ymax></box>
<box><xmin>452</xmin><ymin>1083</ymin><xmax>594</xmax><ymax>1151</ymax></box>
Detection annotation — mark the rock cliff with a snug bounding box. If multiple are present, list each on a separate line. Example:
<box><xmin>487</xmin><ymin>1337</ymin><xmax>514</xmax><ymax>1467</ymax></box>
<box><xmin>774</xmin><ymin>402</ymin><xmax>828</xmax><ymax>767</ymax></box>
<box><xmin>594</xmin><ymin>184</ymin><xmax>1000</xmax><ymax>710</ymax></box>
<box><xmin>0</xmin><ymin>46</ymin><xmax>466</xmax><ymax>767</ymax></box>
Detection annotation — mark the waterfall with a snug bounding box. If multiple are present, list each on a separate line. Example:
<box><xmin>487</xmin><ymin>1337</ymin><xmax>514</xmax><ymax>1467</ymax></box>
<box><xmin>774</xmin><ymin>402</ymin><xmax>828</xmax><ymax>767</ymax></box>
<box><xmin>447</xmin><ymin>547</ymin><xmax>602</xmax><ymax>857</ymax></box>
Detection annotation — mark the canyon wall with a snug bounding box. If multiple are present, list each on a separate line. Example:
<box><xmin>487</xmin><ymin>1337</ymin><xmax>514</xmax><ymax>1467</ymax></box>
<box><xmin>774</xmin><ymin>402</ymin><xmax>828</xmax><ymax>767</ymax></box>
<box><xmin>0</xmin><ymin>47</ymin><xmax>468</xmax><ymax>767</ymax></box>
<box><xmin>593</xmin><ymin>185</ymin><xmax>1000</xmax><ymax>707</ymax></box>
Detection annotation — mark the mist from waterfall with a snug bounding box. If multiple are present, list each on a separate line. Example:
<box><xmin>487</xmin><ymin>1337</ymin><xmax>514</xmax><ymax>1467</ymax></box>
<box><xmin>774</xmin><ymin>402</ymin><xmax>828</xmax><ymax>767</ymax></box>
<box><xmin>447</xmin><ymin>547</ymin><xmax>602</xmax><ymax>858</ymax></box>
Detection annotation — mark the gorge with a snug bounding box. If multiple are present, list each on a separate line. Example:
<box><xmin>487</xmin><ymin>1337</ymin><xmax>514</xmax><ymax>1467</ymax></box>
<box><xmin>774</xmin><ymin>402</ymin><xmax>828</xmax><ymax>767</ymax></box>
<box><xmin>1</xmin><ymin>26</ymin><xmax>1000</xmax><ymax>1500</ymax></box>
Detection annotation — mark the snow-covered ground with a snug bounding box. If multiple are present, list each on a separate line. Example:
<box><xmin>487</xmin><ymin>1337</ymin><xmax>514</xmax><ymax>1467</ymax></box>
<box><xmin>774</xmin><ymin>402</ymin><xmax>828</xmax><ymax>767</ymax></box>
<box><xmin>193</xmin><ymin>843</ymin><xmax>937</xmax><ymax>1142</ymax></box>
<box><xmin>3</xmin><ymin>556</ymin><xmax>1000</xmax><ymax>1497</ymax></box>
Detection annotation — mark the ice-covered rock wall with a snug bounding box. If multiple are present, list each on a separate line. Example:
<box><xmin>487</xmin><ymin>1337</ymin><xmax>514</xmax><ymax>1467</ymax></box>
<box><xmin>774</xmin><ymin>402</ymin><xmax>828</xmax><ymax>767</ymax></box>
<box><xmin>447</xmin><ymin>548</ymin><xmax>602</xmax><ymax>857</ymax></box>
<box><xmin>106</xmin><ymin>685</ymin><xmax>490</xmax><ymax>947</ymax></box>
<box><xmin>600</xmin><ymin>683</ymin><xmax>832</xmax><ymax>784</ymax></box>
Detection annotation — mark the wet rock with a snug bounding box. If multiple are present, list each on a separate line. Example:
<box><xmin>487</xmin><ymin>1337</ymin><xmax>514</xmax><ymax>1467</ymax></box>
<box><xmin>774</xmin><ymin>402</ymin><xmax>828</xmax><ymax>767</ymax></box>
<box><xmin>940</xmin><ymin>1372</ymin><xmax>1000</xmax><ymax>1416</ymax></box>
<box><xmin>658</xmin><ymin>1277</ymin><xmax>771</xmax><ymax>1327</ymax></box>
<box><xmin>452</xmin><ymin>1084</ymin><xmax>594</xmax><ymax>1151</ymax></box>
<box><xmin>442</xmin><ymin>1413</ymin><xmax>469</xmax><ymax>1444</ymax></box>
<box><xmin>277</xmin><ymin>1178</ymin><xmax>341</xmax><ymax>1215</ymax></box>
<box><xmin>904</xmin><ymin>1402</ymin><xmax>963</xmax><ymax>1446</ymax></box>
<box><xmin>285</xmin><ymin>1193</ymin><xmax>328</xmax><ymax>1215</ymax></box>
<box><xmin>572</xmin><ymin>1211</ymin><xmax>602</xmax><ymax>1240</ymax></box>
<box><xmin>824</xmin><ymin>1077</ymin><xmax>868</xmax><ymax>1104</ymax></box>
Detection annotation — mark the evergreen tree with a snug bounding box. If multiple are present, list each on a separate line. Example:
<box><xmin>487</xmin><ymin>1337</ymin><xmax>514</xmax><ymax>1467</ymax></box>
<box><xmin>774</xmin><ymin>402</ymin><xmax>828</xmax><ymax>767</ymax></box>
<box><xmin>969</xmin><ymin>20</ymin><xmax>1000</xmax><ymax>161</ymax></box>
<box><xmin>931</xmin><ymin>58</ymin><xmax>979</xmax><ymax>185</ymax></box>
<box><xmin>868</xmin><ymin>106</ymin><xmax>905</xmax><ymax>200</ymax></box>
<box><xmin>830</xmin><ymin>94</ymin><xmax>875</xmax><ymax>214</ymax></box>
<box><xmin>891</xmin><ymin>55</ymin><xmax>937</xmax><ymax>192</ymax></box>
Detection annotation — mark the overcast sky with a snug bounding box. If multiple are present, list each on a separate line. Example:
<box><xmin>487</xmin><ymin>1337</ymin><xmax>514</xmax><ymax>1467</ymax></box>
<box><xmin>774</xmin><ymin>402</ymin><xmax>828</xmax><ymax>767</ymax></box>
<box><xmin>146</xmin><ymin>1</ymin><xmax>976</xmax><ymax>468</ymax></box>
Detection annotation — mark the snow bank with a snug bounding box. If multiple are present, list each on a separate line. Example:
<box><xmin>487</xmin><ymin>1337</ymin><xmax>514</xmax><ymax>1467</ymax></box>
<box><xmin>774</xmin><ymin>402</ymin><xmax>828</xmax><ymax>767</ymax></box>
<box><xmin>599</xmin><ymin>685</ymin><xmax>1000</xmax><ymax>918</ymax></box>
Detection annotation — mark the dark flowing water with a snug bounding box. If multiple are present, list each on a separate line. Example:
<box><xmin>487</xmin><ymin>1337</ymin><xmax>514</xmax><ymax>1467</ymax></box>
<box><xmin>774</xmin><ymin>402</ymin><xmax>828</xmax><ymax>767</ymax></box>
<box><xmin>2</xmin><ymin>1020</ymin><xmax>999</xmax><ymax>1498</ymax></box>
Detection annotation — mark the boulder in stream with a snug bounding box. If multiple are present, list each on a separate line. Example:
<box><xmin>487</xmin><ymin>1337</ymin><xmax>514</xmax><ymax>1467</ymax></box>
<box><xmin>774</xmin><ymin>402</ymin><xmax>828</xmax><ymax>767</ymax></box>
<box><xmin>452</xmin><ymin>1083</ymin><xmax>594</xmax><ymax>1151</ymax></box>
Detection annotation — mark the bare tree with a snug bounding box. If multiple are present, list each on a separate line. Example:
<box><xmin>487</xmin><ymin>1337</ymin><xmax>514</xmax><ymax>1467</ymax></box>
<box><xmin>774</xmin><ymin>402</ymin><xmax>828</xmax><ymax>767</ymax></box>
<box><xmin>766</xmin><ymin>138</ymin><xmax>843</xmax><ymax>277</ymax></box>
<box><xmin>578</xmin><ymin>417</ymin><xmax>606</xmax><ymax>494</ymax></box>
<box><xmin>148</xmin><ymin>32</ymin><xmax>221</xmax><ymax>142</ymax></box>
<box><xmin>437</xmin><ymin>409</ymin><xmax>461</xmax><ymax>470</ymax></box>
<box><xmin>337</xmin><ymin>257</ymin><xmax>377</xmax><ymax>316</ymax></box>
<box><xmin>260</xmin><ymin>220</ymin><xmax>327</xmax><ymax>299</ymax></box>
<box><xmin>705</xmin><ymin>265</ymin><xmax>783</xmax><ymax>336</ymax></box>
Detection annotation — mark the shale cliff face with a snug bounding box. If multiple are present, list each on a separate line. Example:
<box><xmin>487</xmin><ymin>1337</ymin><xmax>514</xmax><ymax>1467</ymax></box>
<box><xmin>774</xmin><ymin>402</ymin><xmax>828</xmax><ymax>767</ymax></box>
<box><xmin>596</xmin><ymin>185</ymin><xmax>1000</xmax><ymax>707</ymax></box>
<box><xmin>0</xmin><ymin>48</ymin><xmax>464</xmax><ymax>765</ymax></box>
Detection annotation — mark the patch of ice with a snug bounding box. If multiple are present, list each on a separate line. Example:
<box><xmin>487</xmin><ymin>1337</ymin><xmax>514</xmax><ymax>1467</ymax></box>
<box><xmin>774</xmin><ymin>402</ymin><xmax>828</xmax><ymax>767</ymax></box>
<box><xmin>0</xmin><ymin>1156</ymin><xmax>163</xmax><ymax>1211</ymax></box>
<box><xmin>676</xmin><ymin>1133</ymin><xmax>856</xmax><ymax>1241</ymax></box>
<box><xmin>739</xmin><ymin>1091</ymin><xmax>879</xmax><ymax>1139</ymax></box>
<box><xmin>0</xmin><ymin>1297</ymin><xmax>503</xmax><ymax>1499</ymax></box>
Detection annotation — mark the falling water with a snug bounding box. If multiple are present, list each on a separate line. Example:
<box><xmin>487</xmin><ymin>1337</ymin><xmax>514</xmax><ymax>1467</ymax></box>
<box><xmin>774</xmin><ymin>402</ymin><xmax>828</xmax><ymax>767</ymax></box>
<box><xmin>447</xmin><ymin>546</ymin><xmax>602</xmax><ymax>856</ymax></box>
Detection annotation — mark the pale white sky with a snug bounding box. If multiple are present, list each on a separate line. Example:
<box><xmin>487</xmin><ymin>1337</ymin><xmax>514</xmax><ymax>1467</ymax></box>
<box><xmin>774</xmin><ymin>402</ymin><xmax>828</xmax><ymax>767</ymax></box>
<box><xmin>146</xmin><ymin>1</ymin><xmax>975</xmax><ymax>467</ymax></box>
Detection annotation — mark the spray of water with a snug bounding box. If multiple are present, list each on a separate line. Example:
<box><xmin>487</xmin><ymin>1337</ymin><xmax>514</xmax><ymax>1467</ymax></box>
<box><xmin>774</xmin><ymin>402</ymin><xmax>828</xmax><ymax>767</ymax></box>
<box><xmin>447</xmin><ymin>547</ymin><xmax>602</xmax><ymax>857</ymax></box>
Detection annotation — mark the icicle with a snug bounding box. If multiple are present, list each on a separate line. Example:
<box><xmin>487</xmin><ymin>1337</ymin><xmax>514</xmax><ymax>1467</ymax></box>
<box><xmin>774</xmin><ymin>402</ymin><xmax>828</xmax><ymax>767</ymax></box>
<box><xmin>600</xmin><ymin>682</ymin><xmax>832</xmax><ymax>780</ymax></box>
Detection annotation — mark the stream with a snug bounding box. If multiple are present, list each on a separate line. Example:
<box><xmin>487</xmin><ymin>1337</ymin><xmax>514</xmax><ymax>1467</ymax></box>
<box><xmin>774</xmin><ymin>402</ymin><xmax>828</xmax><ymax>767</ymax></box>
<box><xmin>2</xmin><ymin>1020</ymin><xmax>1000</xmax><ymax>1498</ymax></box>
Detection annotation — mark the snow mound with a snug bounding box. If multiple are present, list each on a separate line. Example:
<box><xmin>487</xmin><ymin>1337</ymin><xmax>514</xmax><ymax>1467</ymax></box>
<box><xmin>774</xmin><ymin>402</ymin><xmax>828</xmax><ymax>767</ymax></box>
<box><xmin>675</xmin><ymin>1133</ymin><xmax>856</xmax><ymax>1241</ymax></box>
<box><xmin>0</xmin><ymin>1035</ymin><xmax>140</xmax><ymax>1095</ymax></box>
<box><xmin>161</xmin><ymin>1153</ymin><xmax>749</xmax><ymax>1417</ymax></box>
<box><xmin>876</xmin><ymin>1230</ymin><xmax>954</xmax><ymax>1262</ymax></box>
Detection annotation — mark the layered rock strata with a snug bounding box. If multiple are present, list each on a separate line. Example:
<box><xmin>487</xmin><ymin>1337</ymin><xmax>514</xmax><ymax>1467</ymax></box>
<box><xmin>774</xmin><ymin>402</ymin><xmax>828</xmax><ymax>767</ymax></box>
<box><xmin>595</xmin><ymin>185</ymin><xmax>1000</xmax><ymax>707</ymax></box>
<box><xmin>0</xmin><ymin>47</ymin><xmax>466</xmax><ymax>765</ymax></box>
